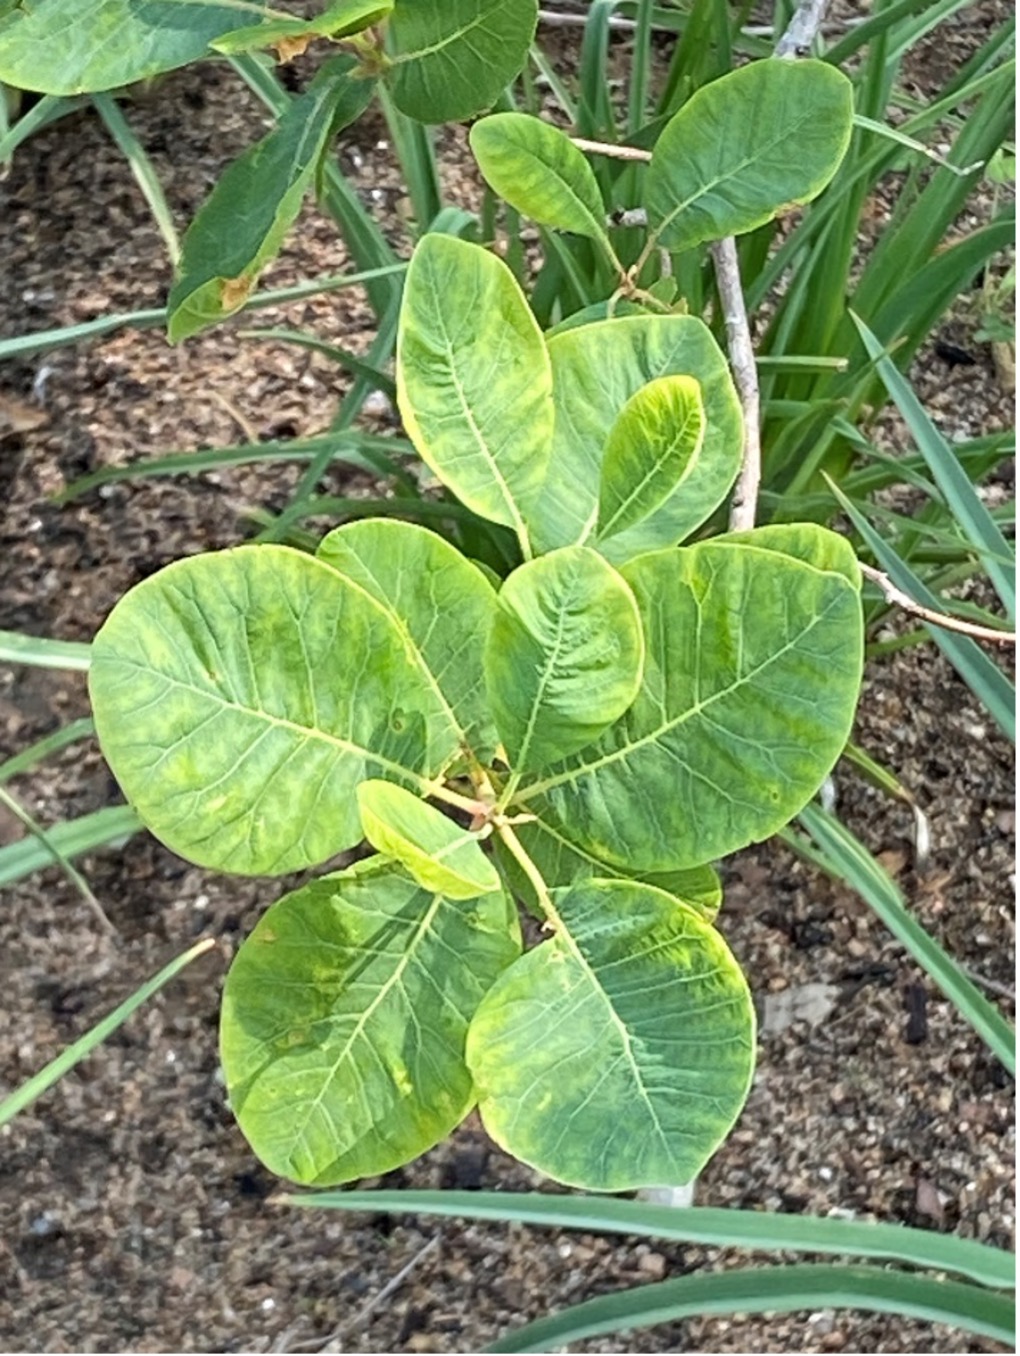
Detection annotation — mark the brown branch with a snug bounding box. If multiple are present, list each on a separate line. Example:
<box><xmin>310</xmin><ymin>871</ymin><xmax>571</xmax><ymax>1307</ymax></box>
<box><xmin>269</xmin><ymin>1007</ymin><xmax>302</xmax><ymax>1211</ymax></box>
<box><xmin>859</xmin><ymin>563</ymin><xmax>1017</xmax><ymax>646</ymax></box>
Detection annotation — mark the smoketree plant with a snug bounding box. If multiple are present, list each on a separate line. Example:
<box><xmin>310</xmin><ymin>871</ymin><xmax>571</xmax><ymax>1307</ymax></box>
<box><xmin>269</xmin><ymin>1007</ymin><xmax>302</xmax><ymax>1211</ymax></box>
<box><xmin>87</xmin><ymin>224</ymin><xmax>864</xmax><ymax>1190</ymax></box>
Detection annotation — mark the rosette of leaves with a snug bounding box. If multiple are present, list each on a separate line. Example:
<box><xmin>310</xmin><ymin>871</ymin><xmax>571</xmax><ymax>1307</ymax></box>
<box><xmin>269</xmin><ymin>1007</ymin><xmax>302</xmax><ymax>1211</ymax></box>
<box><xmin>88</xmin><ymin>235</ymin><xmax>863</xmax><ymax>1192</ymax></box>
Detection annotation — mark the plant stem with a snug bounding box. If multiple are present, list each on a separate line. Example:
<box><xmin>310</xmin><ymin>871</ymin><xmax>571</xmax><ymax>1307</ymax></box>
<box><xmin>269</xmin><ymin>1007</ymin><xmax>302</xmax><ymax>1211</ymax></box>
<box><xmin>713</xmin><ymin>237</ymin><xmax>761</xmax><ymax>531</ymax></box>
<box><xmin>774</xmin><ymin>0</ymin><xmax>831</xmax><ymax>57</ymax></box>
<box><xmin>495</xmin><ymin>819</ymin><xmax>559</xmax><ymax>929</ymax></box>
<box><xmin>859</xmin><ymin>563</ymin><xmax>1017</xmax><ymax>645</ymax></box>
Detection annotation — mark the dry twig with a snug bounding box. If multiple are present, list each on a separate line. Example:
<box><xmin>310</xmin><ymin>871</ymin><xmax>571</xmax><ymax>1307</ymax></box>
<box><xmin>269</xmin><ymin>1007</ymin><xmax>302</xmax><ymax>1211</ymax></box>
<box><xmin>859</xmin><ymin>563</ymin><xmax>1017</xmax><ymax>646</ymax></box>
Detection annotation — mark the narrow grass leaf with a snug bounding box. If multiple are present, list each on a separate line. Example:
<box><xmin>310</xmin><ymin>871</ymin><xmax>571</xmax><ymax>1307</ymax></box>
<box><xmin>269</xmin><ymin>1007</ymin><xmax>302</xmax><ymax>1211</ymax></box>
<box><xmin>486</xmin><ymin>1264</ymin><xmax>1015</xmax><ymax>1351</ymax></box>
<box><xmin>287</xmin><ymin>1190</ymin><xmax>1017</xmax><ymax>1290</ymax></box>
<box><xmin>793</xmin><ymin>804</ymin><xmax>1015</xmax><ymax>1076</ymax></box>
<box><xmin>0</xmin><ymin>804</ymin><xmax>142</xmax><ymax>886</ymax></box>
<box><xmin>0</xmin><ymin>938</ymin><xmax>216</xmax><ymax>1126</ymax></box>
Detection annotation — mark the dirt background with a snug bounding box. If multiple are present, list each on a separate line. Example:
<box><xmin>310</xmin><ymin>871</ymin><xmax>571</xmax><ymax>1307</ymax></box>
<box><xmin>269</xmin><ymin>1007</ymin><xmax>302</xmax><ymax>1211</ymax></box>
<box><xmin>0</xmin><ymin>7</ymin><xmax>1014</xmax><ymax>1353</ymax></box>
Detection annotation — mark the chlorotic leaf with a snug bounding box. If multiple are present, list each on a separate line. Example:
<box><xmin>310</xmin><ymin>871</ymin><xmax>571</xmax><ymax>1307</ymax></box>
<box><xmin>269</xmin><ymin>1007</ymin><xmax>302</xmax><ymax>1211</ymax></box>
<box><xmin>466</xmin><ymin>878</ymin><xmax>755</xmax><ymax>1190</ymax></box>
<box><xmin>470</xmin><ymin>113</ymin><xmax>608</xmax><ymax>242</ymax></box>
<box><xmin>397</xmin><ymin>235</ymin><xmax>553</xmax><ymax>549</ymax></box>
<box><xmin>167</xmin><ymin>58</ymin><xmax>373</xmax><ymax>341</ymax></box>
<box><xmin>387</xmin><ymin>0</ymin><xmax>537</xmax><ymax>123</ymax></box>
<box><xmin>486</xmin><ymin>548</ymin><xmax>644</xmax><ymax>772</ymax></box>
<box><xmin>210</xmin><ymin>0</ymin><xmax>392</xmax><ymax>55</ymax></box>
<box><xmin>221</xmin><ymin>859</ymin><xmax>521</xmax><ymax>1185</ymax></box>
<box><xmin>317</xmin><ymin>519</ymin><xmax>499</xmax><ymax>761</ymax></box>
<box><xmin>516</xmin><ymin>527</ymin><xmax>863</xmax><ymax>872</ymax></box>
<box><xmin>0</xmin><ymin>0</ymin><xmax>251</xmax><ymax>94</ymax></box>
<box><xmin>527</xmin><ymin>316</ymin><xmax>741</xmax><ymax>562</ymax></box>
<box><xmin>644</xmin><ymin>59</ymin><xmax>854</xmax><ymax>253</ymax></box>
<box><xmin>89</xmin><ymin>545</ymin><xmax>460</xmax><ymax>875</ymax></box>
<box><xmin>596</xmin><ymin>375</ymin><xmax>706</xmax><ymax>543</ymax></box>
<box><xmin>357</xmin><ymin>779</ymin><xmax>500</xmax><ymax>899</ymax></box>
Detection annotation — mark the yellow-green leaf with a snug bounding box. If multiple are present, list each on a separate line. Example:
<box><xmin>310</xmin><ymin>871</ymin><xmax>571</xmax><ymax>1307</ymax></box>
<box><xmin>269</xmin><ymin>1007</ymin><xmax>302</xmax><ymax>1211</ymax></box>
<box><xmin>466</xmin><ymin>878</ymin><xmax>755</xmax><ymax>1190</ymax></box>
<box><xmin>221</xmin><ymin>859</ymin><xmax>520</xmax><ymax>1185</ymax></box>
<box><xmin>485</xmin><ymin>548</ymin><xmax>644</xmax><ymax>772</ymax></box>
<box><xmin>596</xmin><ymin>375</ymin><xmax>706</xmax><ymax>543</ymax></box>
<box><xmin>357</xmin><ymin>780</ymin><xmax>499</xmax><ymax>899</ymax></box>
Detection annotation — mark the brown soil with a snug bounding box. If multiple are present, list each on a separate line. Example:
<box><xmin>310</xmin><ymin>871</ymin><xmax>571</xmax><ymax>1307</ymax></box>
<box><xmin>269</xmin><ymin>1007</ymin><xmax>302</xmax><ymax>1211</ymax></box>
<box><xmin>0</xmin><ymin>14</ymin><xmax>1014</xmax><ymax>1355</ymax></box>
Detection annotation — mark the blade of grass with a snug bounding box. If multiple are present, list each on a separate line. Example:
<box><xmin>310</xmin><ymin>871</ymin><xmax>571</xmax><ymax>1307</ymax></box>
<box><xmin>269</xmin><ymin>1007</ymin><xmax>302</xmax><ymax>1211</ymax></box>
<box><xmin>0</xmin><ymin>936</ymin><xmax>216</xmax><ymax>1128</ymax></box>
<box><xmin>830</xmin><ymin>483</ymin><xmax>1015</xmax><ymax>741</ymax></box>
<box><xmin>0</xmin><ymin>630</ymin><xmax>91</xmax><ymax>671</ymax></box>
<box><xmin>0</xmin><ymin>805</ymin><xmax>142</xmax><ymax>887</ymax></box>
<box><xmin>54</xmin><ymin>431</ymin><xmax>415</xmax><ymax>505</ymax></box>
<box><xmin>790</xmin><ymin>804</ymin><xmax>1015</xmax><ymax>1076</ymax></box>
<box><xmin>287</xmin><ymin>1191</ymin><xmax>1016</xmax><ymax>1289</ymax></box>
<box><xmin>0</xmin><ymin>785</ymin><xmax>113</xmax><ymax>932</ymax></box>
<box><xmin>237</xmin><ymin>327</ymin><xmax>397</xmax><ymax>400</ymax></box>
<box><xmin>0</xmin><ymin>717</ymin><xmax>95</xmax><ymax>784</ymax></box>
<box><xmin>486</xmin><ymin>1264</ymin><xmax>1015</xmax><ymax>1352</ymax></box>
<box><xmin>377</xmin><ymin>82</ymin><xmax>441</xmax><ymax>232</ymax></box>
<box><xmin>0</xmin><ymin>91</ymin><xmax>86</xmax><ymax>164</ymax></box>
<box><xmin>850</xmin><ymin>312</ymin><xmax>1015</xmax><ymax>621</ymax></box>
<box><xmin>258</xmin><ymin>290</ymin><xmax>403</xmax><ymax>541</ymax></box>
<box><xmin>91</xmin><ymin>92</ymin><xmax>181</xmax><ymax>265</ymax></box>
<box><xmin>0</xmin><ymin>263</ymin><xmax>407</xmax><ymax>363</ymax></box>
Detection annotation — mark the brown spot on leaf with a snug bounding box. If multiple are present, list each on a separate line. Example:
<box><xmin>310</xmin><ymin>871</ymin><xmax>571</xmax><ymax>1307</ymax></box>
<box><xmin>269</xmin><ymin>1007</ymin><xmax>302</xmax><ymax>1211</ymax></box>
<box><xmin>220</xmin><ymin>275</ymin><xmax>253</xmax><ymax>311</ymax></box>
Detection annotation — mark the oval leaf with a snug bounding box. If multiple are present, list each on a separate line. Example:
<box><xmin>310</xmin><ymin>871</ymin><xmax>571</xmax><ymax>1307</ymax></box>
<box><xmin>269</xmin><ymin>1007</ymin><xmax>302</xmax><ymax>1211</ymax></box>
<box><xmin>387</xmin><ymin>0</ymin><xmax>537</xmax><ymax>123</ymax></box>
<box><xmin>466</xmin><ymin>878</ymin><xmax>755</xmax><ymax>1190</ymax></box>
<box><xmin>486</xmin><ymin>547</ymin><xmax>644</xmax><ymax>772</ymax></box>
<box><xmin>470</xmin><ymin>112</ymin><xmax>608</xmax><ymax>242</ymax></box>
<box><xmin>397</xmin><ymin>235</ymin><xmax>553</xmax><ymax>549</ymax></box>
<box><xmin>89</xmin><ymin>545</ymin><xmax>460</xmax><ymax>875</ymax></box>
<box><xmin>596</xmin><ymin>374</ymin><xmax>706</xmax><ymax>542</ymax></box>
<box><xmin>516</xmin><ymin>527</ymin><xmax>863</xmax><ymax>872</ymax></box>
<box><xmin>317</xmin><ymin>519</ymin><xmax>498</xmax><ymax>761</ymax></box>
<box><xmin>526</xmin><ymin>315</ymin><xmax>742</xmax><ymax>562</ymax></box>
<box><xmin>357</xmin><ymin>779</ymin><xmax>499</xmax><ymax>899</ymax></box>
<box><xmin>221</xmin><ymin>859</ymin><xmax>521</xmax><ymax>1185</ymax></box>
<box><xmin>644</xmin><ymin>59</ymin><xmax>854</xmax><ymax>253</ymax></box>
<box><xmin>168</xmin><ymin>59</ymin><xmax>373</xmax><ymax>341</ymax></box>
<box><xmin>0</xmin><ymin>0</ymin><xmax>248</xmax><ymax>93</ymax></box>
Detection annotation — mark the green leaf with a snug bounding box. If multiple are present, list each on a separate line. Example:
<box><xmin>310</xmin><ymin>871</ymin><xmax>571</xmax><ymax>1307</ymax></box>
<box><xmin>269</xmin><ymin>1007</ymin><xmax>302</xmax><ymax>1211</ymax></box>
<box><xmin>495</xmin><ymin>819</ymin><xmax>722</xmax><ymax>922</ymax></box>
<box><xmin>469</xmin><ymin>113</ymin><xmax>609</xmax><ymax>244</ymax></box>
<box><xmin>292</xmin><ymin>1190</ymin><xmax>1018</xmax><ymax>1291</ymax></box>
<box><xmin>485</xmin><ymin>548</ymin><xmax>644</xmax><ymax>772</ymax></box>
<box><xmin>89</xmin><ymin>545</ymin><xmax>460</xmax><ymax>876</ymax></box>
<box><xmin>387</xmin><ymin>0</ymin><xmax>537</xmax><ymax>123</ymax></box>
<box><xmin>210</xmin><ymin>0</ymin><xmax>392</xmax><ymax>55</ymax></box>
<box><xmin>517</xmin><ymin>527</ymin><xmax>863</xmax><ymax>872</ymax></box>
<box><xmin>317</xmin><ymin>518</ymin><xmax>499</xmax><ymax>761</ymax></box>
<box><xmin>596</xmin><ymin>375</ymin><xmax>706</xmax><ymax>543</ymax></box>
<box><xmin>466</xmin><ymin>878</ymin><xmax>755</xmax><ymax>1190</ymax></box>
<box><xmin>0</xmin><ymin>0</ymin><xmax>251</xmax><ymax>93</ymax></box>
<box><xmin>527</xmin><ymin>316</ymin><xmax>742</xmax><ymax>562</ymax></box>
<box><xmin>167</xmin><ymin>58</ymin><xmax>374</xmax><ymax>341</ymax></box>
<box><xmin>357</xmin><ymin>779</ymin><xmax>500</xmax><ymax>899</ymax></box>
<box><xmin>396</xmin><ymin>235</ymin><xmax>553</xmax><ymax>552</ymax></box>
<box><xmin>491</xmin><ymin>1264</ymin><xmax>1016</xmax><ymax>1353</ymax></box>
<box><xmin>644</xmin><ymin>59</ymin><xmax>854</xmax><ymax>253</ymax></box>
<box><xmin>220</xmin><ymin>858</ymin><xmax>521</xmax><ymax>1185</ymax></box>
